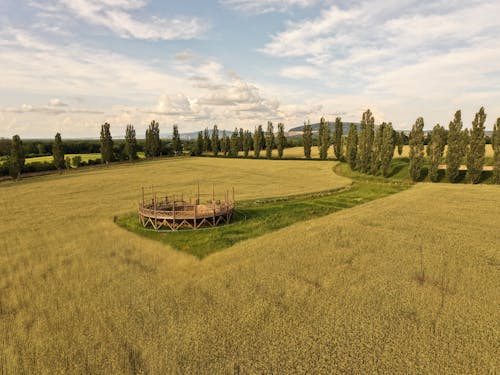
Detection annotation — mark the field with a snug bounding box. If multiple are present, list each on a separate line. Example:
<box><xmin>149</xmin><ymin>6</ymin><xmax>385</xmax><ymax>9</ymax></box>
<box><xmin>0</xmin><ymin>157</ymin><xmax>499</xmax><ymax>373</ymax></box>
<box><xmin>24</xmin><ymin>152</ymin><xmax>146</xmax><ymax>165</ymax></box>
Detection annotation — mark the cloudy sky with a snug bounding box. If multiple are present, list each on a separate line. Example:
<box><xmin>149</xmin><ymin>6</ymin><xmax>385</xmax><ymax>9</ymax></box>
<box><xmin>1</xmin><ymin>0</ymin><xmax>499</xmax><ymax>138</ymax></box>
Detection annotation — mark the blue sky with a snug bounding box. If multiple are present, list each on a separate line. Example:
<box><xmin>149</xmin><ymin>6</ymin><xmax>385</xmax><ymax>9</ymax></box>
<box><xmin>1</xmin><ymin>0</ymin><xmax>500</xmax><ymax>138</ymax></box>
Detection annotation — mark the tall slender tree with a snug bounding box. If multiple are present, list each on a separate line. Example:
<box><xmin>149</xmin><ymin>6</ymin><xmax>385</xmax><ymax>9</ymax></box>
<box><xmin>230</xmin><ymin>128</ymin><xmax>239</xmax><ymax>157</ymax></box>
<box><xmin>493</xmin><ymin>118</ymin><xmax>500</xmax><ymax>184</ymax></box>
<box><xmin>265</xmin><ymin>121</ymin><xmax>274</xmax><ymax>159</ymax></box>
<box><xmin>211</xmin><ymin>125</ymin><xmax>219</xmax><ymax>156</ymax></box>
<box><xmin>303</xmin><ymin>121</ymin><xmax>313</xmax><ymax>159</ymax></box>
<box><xmin>239</xmin><ymin>128</ymin><xmax>244</xmax><ymax>152</ymax></box>
<box><xmin>318</xmin><ymin>117</ymin><xmax>330</xmax><ymax>160</ymax></box>
<box><xmin>409</xmin><ymin>117</ymin><xmax>425</xmax><ymax>182</ymax></box>
<box><xmin>380</xmin><ymin>123</ymin><xmax>395</xmax><ymax>177</ymax></box>
<box><xmin>446</xmin><ymin>110</ymin><xmax>464</xmax><ymax>183</ymax></box>
<box><xmin>194</xmin><ymin>131</ymin><xmax>203</xmax><ymax>156</ymax></box>
<box><xmin>203</xmin><ymin>127</ymin><xmax>211</xmax><ymax>153</ymax></box>
<box><xmin>370</xmin><ymin>123</ymin><xmax>385</xmax><ymax>175</ymax></box>
<box><xmin>466</xmin><ymin>107</ymin><xmax>486</xmax><ymax>183</ymax></box>
<box><xmin>333</xmin><ymin>117</ymin><xmax>343</xmax><ymax>160</ymax></box>
<box><xmin>357</xmin><ymin>109</ymin><xmax>375</xmax><ymax>173</ymax></box>
<box><xmin>221</xmin><ymin>130</ymin><xmax>228</xmax><ymax>156</ymax></box>
<box><xmin>428</xmin><ymin>124</ymin><xmax>446</xmax><ymax>182</ymax></box>
<box><xmin>100</xmin><ymin>122</ymin><xmax>114</xmax><ymax>164</ymax></box>
<box><xmin>397</xmin><ymin>131</ymin><xmax>404</xmax><ymax>156</ymax></box>
<box><xmin>172</xmin><ymin>124</ymin><xmax>182</xmax><ymax>155</ymax></box>
<box><xmin>276</xmin><ymin>123</ymin><xmax>286</xmax><ymax>159</ymax></box>
<box><xmin>145</xmin><ymin>120</ymin><xmax>161</xmax><ymax>158</ymax></box>
<box><xmin>253</xmin><ymin>125</ymin><xmax>263</xmax><ymax>158</ymax></box>
<box><xmin>243</xmin><ymin>130</ymin><xmax>252</xmax><ymax>157</ymax></box>
<box><xmin>346</xmin><ymin>123</ymin><xmax>358</xmax><ymax>170</ymax></box>
<box><xmin>52</xmin><ymin>132</ymin><xmax>65</xmax><ymax>170</ymax></box>
<box><xmin>9</xmin><ymin>134</ymin><xmax>25</xmax><ymax>179</ymax></box>
<box><xmin>124</xmin><ymin>124</ymin><xmax>137</xmax><ymax>161</ymax></box>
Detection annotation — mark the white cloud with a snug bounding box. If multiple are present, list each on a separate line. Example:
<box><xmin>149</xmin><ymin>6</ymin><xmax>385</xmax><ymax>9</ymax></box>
<box><xmin>280</xmin><ymin>65</ymin><xmax>320</xmax><ymax>79</ymax></box>
<box><xmin>220</xmin><ymin>0</ymin><xmax>317</xmax><ymax>14</ymax></box>
<box><xmin>29</xmin><ymin>0</ymin><xmax>209</xmax><ymax>40</ymax></box>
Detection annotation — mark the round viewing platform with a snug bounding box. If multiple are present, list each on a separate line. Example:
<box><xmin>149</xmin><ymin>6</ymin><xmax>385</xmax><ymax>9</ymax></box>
<box><xmin>139</xmin><ymin>186</ymin><xmax>235</xmax><ymax>231</ymax></box>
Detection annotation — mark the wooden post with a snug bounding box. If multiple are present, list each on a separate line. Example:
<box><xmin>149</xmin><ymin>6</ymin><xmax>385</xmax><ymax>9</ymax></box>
<box><xmin>212</xmin><ymin>184</ymin><xmax>216</xmax><ymax>226</ymax></box>
<box><xmin>173</xmin><ymin>194</ymin><xmax>176</xmax><ymax>230</ymax></box>
<box><xmin>197</xmin><ymin>183</ymin><xmax>200</xmax><ymax>204</ymax></box>
<box><xmin>153</xmin><ymin>192</ymin><xmax>157</xmax><ymax>231</ymax></box>
<box><xmin>194</xmin><ymin>204</ymin><xmax>197</xmax><ymax>230</ymax></box>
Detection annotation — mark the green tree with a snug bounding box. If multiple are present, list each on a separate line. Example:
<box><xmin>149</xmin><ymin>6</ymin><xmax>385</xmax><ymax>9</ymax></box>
<box><xmin>194</xmin><ymin>131</ymin><xmax>203</xmax><ymax>156</ymax></box>
<box><xmin>333</xmin><ymin>117</ymin><xmax>343</xmax><ymax>160</ymax></box>
<box><xmin>72</xmin><ymin>155</ymin><xmax>82</xmax><ymax>168</ymax></box>
<box><xmin>429</xmin><ymin>124</ymin><xmax>446</xmax><ymax>182</ymax></box>
<box><xmin>65</xmin><ymin>156</ymin><xmax>72</xmax><ymax>170</ymax></box>
<box><xmin>370</xmin><ymin>123</ymin><xmax>385</xmax><ymax>175</ymax></box>
<box><xmin>52</xmin><ymin>132</ymin><xmax>65</xmax><ymax>170</ymax></box>
<box><xmin>100</xmin><ymin>122</ymin><xmax>114</xmax><ymax>164</ymax></box>
<box><xmin>397</xmin><ymin>131</ymin><xmax>404</xmax><ymax>156</ymax></box>
<box><xmin>318</xmin><ymin>117</ymin><xmax>330</xmax><ymax>160</ymax></box>
<box><xmin>172</xmin><ymin>124</ymin><xmax>182</xmax><ymax>155</ymax></box>
<box><xmin>124</xmin><ymin>124</ymin><xmax>137</xmax><ymax>161</ymax></box>
<box><xmin>380</xmin><ymin>123</ymin><xmax>395</xmax><ymax>177</ymax></box>
<box><xmin>9</xmin><ymin>134</ymin><xmax>25</xmax><ymax>179</ymax></box>
<box><xmin>212</xmin><ymin>125</ymin><xmax>219</xmax><ymax>156</ymax></box>
<box><xmin>265</xmin><ymin>121</ymin><xmax>274</xmax><ymax>159</ymax></box>
<box><xmin>239</xmin><ymin>128</ymin><xmax>244</xmax><ymax>151</ymax></box>
<box><xmin>276</xmin><ymin>123</ymin><xmax>286</xmax><ymax>159</ymax></box>
<box><xmin>230</xmin><ymin>128</ymin><xmax>239</xmax><ymax>157</ymax></box>
<box><xmin>145</xmin><ymin>120</ymin><xmax>161</xmax><ymax>158</ymax></box>
<box><xmin>220</xmin><ymin>131</ymin><xmax>228</xmax><ymax>156</ymax></box>
<box><xmin>493</xmin><ymin>118</ymin><xmax>500</xmax><ymax>184</ymax></box>
<box><xmin>346</xmin><ymin>123</ymin><xmax>358</xmax><ymax>170</ymax></box>
<box><xmin>203</xmin><ymin>128</ymin><xmax>211</xmax><ymax>153</ymax></box>
<box><xmin>357</xmin><ymin>109</ymin><xmax>375</xmax><ymax>173</ymax></box>
<box><xmin>303</xmin><ymin>121</ymin><xmax>313</xmax><ymax>159</ymax></box>
<box><xmin>409</xmin><ymin>117</ymin><xmax>425</xmax><ymax>182</ymax></box>
<box><xmin>466</xmin><ymin>107</ymin><xmax>486</xmax><ymax>184</ymax></box>
<box><xmin>446</xmin><ymin>110</ymin><xmax>464</xmax><ymax>183</ymax></box>
<box><xmin>243</xmin><ymin>130</ymin><xmax>252</xmax><ymax>157</ymax></box>
<box><xmin>253</xmin><ymin>125</ymin><xmax>263</xmax><ymax>158</ymax></box>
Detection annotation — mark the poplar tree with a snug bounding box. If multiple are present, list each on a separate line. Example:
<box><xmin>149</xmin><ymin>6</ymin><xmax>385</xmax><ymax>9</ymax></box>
<box><xmin>265</xmin><ymin>121</ymin><xmax>274</xmax><ymax>159</ymax></box>
<box><xmin>243</xmin><ymin>130</ymin><xmax>252</xmax><ymax>157</ymax></box>
<box><xmin>409</xmin><ymin>117</ymin><xmax>425</xmax><ymax>182</ymax></box>
<box><xmin>357</xmin><ymin>109</ymin><xmax>375</xmax><ymax>173</ymax></box>
<box><xmin>100</xmin><ymin>122</ymin><xmax>114</xmax><ymax>164</ymax></box>
<box><xmin>203</xmin><ymin>128</ymin><xmax>211</xmax><ymax>153</ymax></box>
<box><xmin>346</xmin><ymin>123</ymin><xmax>358</xmax><ymax>169</ymax></box>
<box><xmin>253</xmin><ymin>125</ymin><xmax>263</xmax><ymax>158</ymax></box>
<box><xmin>429</xmin><ymin>124</ymin><xmax>446</xmax><ymax>182</ymax></box>
<box><xmin>318</xmin><ymin>117</ymin><xmax>330</xmax><ymax>160</ymax></box>
<box><xmin>172</xmin><ymin>124</ymin><xmax>182</xmax><ymax>155</ymax></box>
<box><xmin>224</xmin><ymin>131</ymin><xmax>231</xmax><ymax>156</ymax></box>
<box><xmin>333</xmin><ymin>117</ymin><xmax>343</xmax><ymax>160</ymax></box>
<box><xmin>493</xmin><ymin>118</ymin><xmax>500</xmax><ymax>184</ymax></box>
<box><xmin>370</xmin><ymin>123</ymin><xmax>384</xmax><ymax>175</ymax></box>
<box><xmin>124</xmin><ymin>124</ymin><xmax>137</xmax><ymax>161</ymax></box>
<box><xmin>446</xmin><ymin>110</ymin><xmax>464</xmax><ymax>183</ymax></box>
<box><xmin>212</xmin><ymin>125</ymin><xmax>219</xmax><ymax>156</ymax></box>
<box><xmin>239</xmin><ymin>128</ymin><xmax>244</xmax><ymax>151</ymax></box>
<box><xmin>194</xmin><ymin>131</ymin><xmax>203</xmax><ymax>156</ymax></box>
<box><xmin>221</xmin><ymin>130</ymin><xmax>228</xmax><ymax>156</ymax></box>
<box><xmin>276</xmin><ymin>123</ymin><xmax>286</xmax><ymax>159</ymax></box>
<box><xmin>230</xmin><ymin>128</ymin><xmax>239</xmax><ymax>157</ymax></box>
<box><xmin>145</xmin><ymin>120</ymin><xmax>161</xmax><ymax>158</ymax></box>
<box><xmin>303</xmin><ymin>121</ymin><xmax>313</xmax><ymax>159</ymax></box>
<box><xmin>466</xmin><ymin>107</ymin><xmax>486</xmax><ymax>184</ymax></box>
<box><xmin>397</xmin><ymin>131</ymin><xmax>404</xmax><ymax>156</ymax></box>
<box><xmin>52</xmin><ymin>132</ymin><xmax>65</xmax><ymax>170</ymax></box>
<box><xmin>380</xmin><ymin>123</ymin><xmax>395</xmax><ymax>177</ymax></box>
<box><xmin>9</xmin><ymin>134</ymin><xmax>25</xmax><ymax>179</ymax></box>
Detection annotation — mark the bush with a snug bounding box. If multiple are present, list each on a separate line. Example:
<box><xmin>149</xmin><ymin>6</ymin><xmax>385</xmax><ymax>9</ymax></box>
<box><xmin>22</xmin><ymin>162</ymin><xmax>57</xmax><ymax>173</ymax></box>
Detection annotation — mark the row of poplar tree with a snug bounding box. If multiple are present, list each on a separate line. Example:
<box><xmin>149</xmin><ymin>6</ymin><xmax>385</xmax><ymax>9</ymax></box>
<box><xmin>7</xmin><ymin>121</ymin><xmax>183</xmax><ymax>178</ymax></box>
<box><xmin>191</xmin><ymin>122</ymin><xmax>287</xmax><ymax>159</ymax></box>
<box><xmin>342</xmin><ymin>108</ymin><xmax>500</xmax><ymax>184</ymax></box>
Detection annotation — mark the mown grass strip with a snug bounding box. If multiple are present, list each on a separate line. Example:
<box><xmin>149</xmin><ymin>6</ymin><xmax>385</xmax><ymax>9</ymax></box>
<box><xmin>116</xmin><ymin>181</ymin><xmax>409</xmax><ymax>259</ymax></box>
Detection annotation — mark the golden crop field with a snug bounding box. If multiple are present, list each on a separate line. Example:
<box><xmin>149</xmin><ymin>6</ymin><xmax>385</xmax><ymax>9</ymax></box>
<box><xmin>0</xmin><ymin>157</ymin><xmax>498</xmax><ymax>373</ymax></box>
<box><xmin>25</xmin><ymin>152</ymin><xmax>147</xmax><ymax>165</ymax></box>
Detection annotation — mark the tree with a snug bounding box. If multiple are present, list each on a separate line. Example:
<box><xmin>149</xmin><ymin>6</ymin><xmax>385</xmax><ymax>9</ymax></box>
<box><xmin>212</xmin><ymin>125</ymin><xmax>219</xmax><ymax>156</ymax></box>
<box><xmin>357</xmin><ymin>109</ymin><xmax>375</xmax><ymax>173</ymax></box>
<box><xmin>144</xmin><ymin>120</ymin><xmax>161</xmax><ymax>158</ymax></box>
<box><xmin>243</xmin><ymin>130</ymin><xmax>252</xmax><ymax>157</ymax></box>
<box><xmin>397</xmin><ymin>131</ymin><xmax>404</xmax><ymax>156</ymax></box>
<box><xmin>409</xmin><ymin>117</ymin><xmax>425</xmax><ymax>182</ymax></box>
<box><xmin>9</xmin><ymin>134</ymin><xmax>25</xmax><ymax>179</ymax></box>
<box><xmin>65</xmin><ymin>156</ymin><xmax>72</xmax><ymax>170</ymax></box>
<box><xmin>265</xmin><ymin>121</ymin><xmax>274</xmax><ymax>159</ymax></box>
<box><xmin>172</xmin><ymin>124</ymin><xmax>182</xmax><ymax>155</ymax></box>
<box><xmin>203</xmin><ymin>128</ymin><xmax>211</xmax><ymax>153</ymax></box>
<box><xmin>446</xmin><ymin>110</ymin><xmax>464</xmax><ymax>183</ymax></box>
<box><xmin>276</xmin><ymin>123</ymin><xmax>286</xmax><ymax>159</ymax></box>
<box><xmin>230</xmin><ymin>128</ymin><xmax>239</xmax><ymax>157</ymax></box>
<box><xmin>72</xmin><ymin>155</ymin><xmax>82</xmax><ymax>168</ymax></box>
<box><xmin>303</xmin><ymin>121</ymin><xmax>313</xmax><ymax>159</ymax></box>
<box><xmin>253</xmin><ymin>125</ymin><xmax>263</xmax><ymax>158</ymax></box>
<box><xmin>52</xmin><ymin>132</ymin><xmax>65</xmax><ymax>170</ymax></box>
<box><xmin>194</xmin><ymin>131</ymin><xmax>203</xmax><ymax>156</ymax></box>
<box><xmin>429</xmin><ymin>124</ymin><xmax>446</xmax><ymax>182</ymax></box>
<box><xmin>100</xmin><ymin>122</ymin><xmax>114</xmax><ymax>164</ymax></box>
<box><xmin>370</xmin><ymin>123</ymin><xmax>385</xmax><ymax>175</ymax></box>
<box><xmin>239</xmin><ymin>128</ymin><xmax>244</xmax><ymax>151</ymax></box>
<box><xmin>346</xmin><ymin>123</ymin><xmax>358</xmax><ymax>170</ymax></box>
<box><xmin>466</xmin><ymin>107</ymin><xmax>486</xmax><ymax>184</ymax></box>
<box><xmin>318</xmin><ymin>117</ymin><xmax>330</xmax><ymax>160</ymax></box>
<box><xmin>124</xmin><ymin>124</ymin><xmax>137</xmax><ymax>161</ymax></box>
<box><xmin>493</xmin><ymin>118</ymin><xmax>500</xmax><ymax>184</ymax></box>
<box><xmin>380</xmin><ymin>123</ymin><xmax>395</xmax><ymax>177</ymax></box>
<box><xmin>220</xmin><ymin>131</ymin><xmax>228</xmax><ymax>156</ymax></box>
<box><xmin>224</xmin><ymin>131</ymin><xmax>231</xmax><ymax>156</ymax></box>
<box><xmin>333</xmin><ymin>117</ymin><xmax>343</xmax><ymax>160</ymax></box>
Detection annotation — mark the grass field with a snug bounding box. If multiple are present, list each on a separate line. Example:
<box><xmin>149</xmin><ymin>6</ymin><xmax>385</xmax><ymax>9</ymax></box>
<box><xmin>0</xmin><ymin>157</ymin><xmax>498</xmax><ymax>373</ymax></box>
<box><xmin>24</xmin><ymin>152</ymin><xmax>146</xmax><ymax>165</ymax></box>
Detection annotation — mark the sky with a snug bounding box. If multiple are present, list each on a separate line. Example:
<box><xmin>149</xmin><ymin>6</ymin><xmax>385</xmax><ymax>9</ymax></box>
<box><xmin>1</xmin><ymin>0</ymin><xmax>500</xmax><ymax>138</ymax></box>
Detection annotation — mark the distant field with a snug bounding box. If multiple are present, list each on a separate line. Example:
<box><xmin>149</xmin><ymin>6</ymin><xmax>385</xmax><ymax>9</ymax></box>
<box><xmin>25</xmin><ymin>152</ymin><xmax>146</xmax><ymax>165</ymax></box>
<box><xmin>0</xmin><ymin>157</ymin><xmax>498</xmax><ymax>373</ymax></box>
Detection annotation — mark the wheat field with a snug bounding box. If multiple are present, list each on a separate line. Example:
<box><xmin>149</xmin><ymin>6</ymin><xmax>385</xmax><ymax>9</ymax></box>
<box><xmin>0</xmin><ymin>157</ymin><xmax>498</xmax><ymax>373</ymax></box>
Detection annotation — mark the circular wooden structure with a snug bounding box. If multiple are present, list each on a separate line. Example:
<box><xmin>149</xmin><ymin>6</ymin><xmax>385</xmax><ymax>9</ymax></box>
<box><xmin>138</xmin><ymin>185</ymin><xmax>235</xmax><ymax>231</ymax></box>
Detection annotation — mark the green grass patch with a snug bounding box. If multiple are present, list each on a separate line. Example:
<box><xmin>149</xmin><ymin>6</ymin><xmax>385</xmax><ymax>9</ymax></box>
<box><xmin>116</xmin><ymin>182</ymin><xmax>409</xmax><ymax>259</ymax></box>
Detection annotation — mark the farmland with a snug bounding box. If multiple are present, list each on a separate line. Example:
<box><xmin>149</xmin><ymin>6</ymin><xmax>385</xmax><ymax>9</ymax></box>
<box><xmin>0</xmin><ymin>157</ymin><xmax>499</xmax><ymax>373</ymax></box>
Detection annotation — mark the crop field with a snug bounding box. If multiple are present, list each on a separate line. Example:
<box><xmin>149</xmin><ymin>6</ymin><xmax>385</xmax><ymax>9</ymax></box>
<box><xmin>24</xmin><ymin>152</ymin><xmax>146</xmax><ymax>165</ymax></box>
<box><xmin>0</xmin><ymin>157</ymin><xmax>498</xmax><ymax>373</ymax></box>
